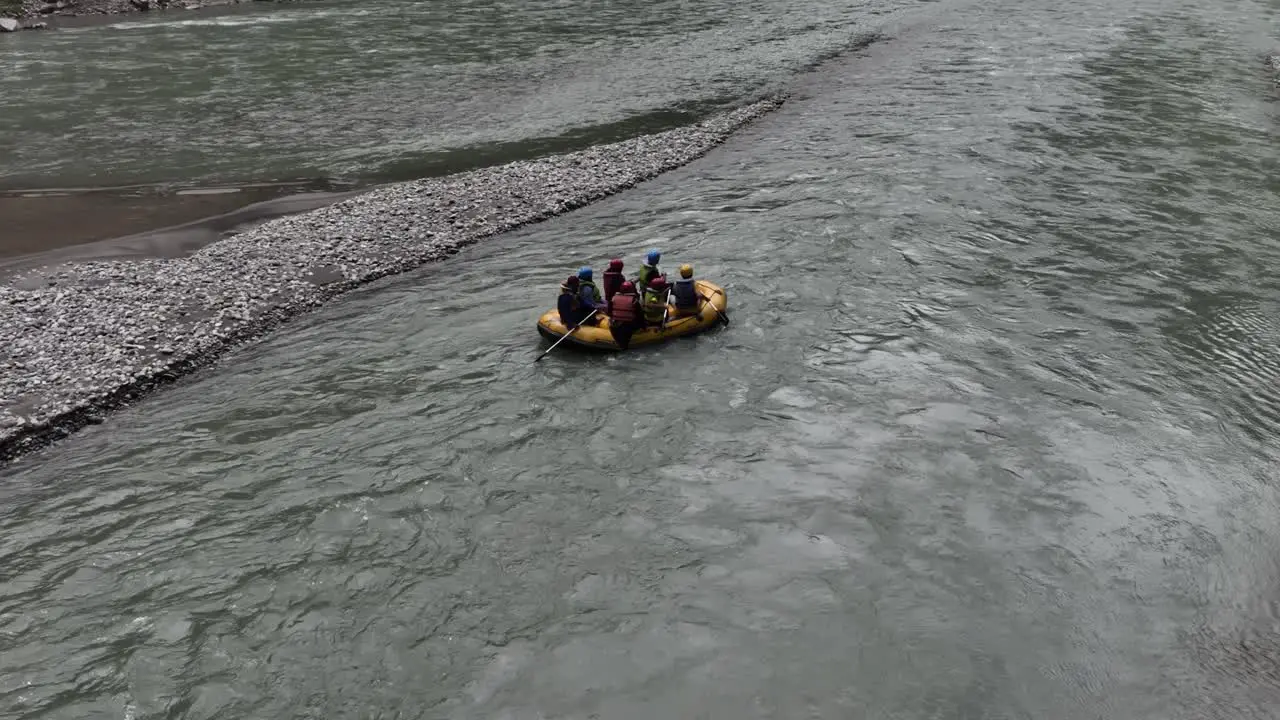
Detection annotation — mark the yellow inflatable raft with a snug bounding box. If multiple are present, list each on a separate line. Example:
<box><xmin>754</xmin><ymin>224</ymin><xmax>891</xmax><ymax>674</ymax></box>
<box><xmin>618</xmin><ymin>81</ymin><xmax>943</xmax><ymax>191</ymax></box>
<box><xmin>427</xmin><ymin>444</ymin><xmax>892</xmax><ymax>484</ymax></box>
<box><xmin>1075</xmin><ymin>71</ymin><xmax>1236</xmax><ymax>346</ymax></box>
<box><xmin>536</xmin><ymin>280</ymin><xmax>728</xmax><ymax>351</ymax></box>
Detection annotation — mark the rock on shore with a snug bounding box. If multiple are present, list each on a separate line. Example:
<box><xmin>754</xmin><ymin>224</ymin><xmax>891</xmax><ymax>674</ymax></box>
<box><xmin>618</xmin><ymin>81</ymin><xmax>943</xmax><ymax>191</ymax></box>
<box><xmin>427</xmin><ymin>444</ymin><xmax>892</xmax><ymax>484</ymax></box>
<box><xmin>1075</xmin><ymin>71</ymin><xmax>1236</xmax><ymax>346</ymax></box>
<box><xmin>0</xmin><ymin>97</ymin><xmax>784</xmax><ymax>464</ymax></box>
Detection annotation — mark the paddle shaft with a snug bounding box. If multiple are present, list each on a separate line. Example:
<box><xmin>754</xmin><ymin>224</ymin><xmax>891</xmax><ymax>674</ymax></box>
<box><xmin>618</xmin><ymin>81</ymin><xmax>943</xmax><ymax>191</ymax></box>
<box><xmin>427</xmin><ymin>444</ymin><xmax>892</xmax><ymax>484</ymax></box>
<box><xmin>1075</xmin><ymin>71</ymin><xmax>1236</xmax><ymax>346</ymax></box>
<box><xmin>699</xmin><ymin>289</ymin><xmax>730</xmax><ymax>325</ymax></box>
<box><xmin>534</xmin><ymin>309</ymin><xmax>599</xmax><ymax>362</ymax></box>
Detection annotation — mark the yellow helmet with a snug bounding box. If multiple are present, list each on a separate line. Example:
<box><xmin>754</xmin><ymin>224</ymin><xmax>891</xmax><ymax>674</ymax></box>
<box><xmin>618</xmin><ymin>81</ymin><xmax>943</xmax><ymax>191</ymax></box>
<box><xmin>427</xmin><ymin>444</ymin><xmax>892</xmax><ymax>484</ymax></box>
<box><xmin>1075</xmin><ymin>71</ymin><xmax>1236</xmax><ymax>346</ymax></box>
<box><xmin>679</xmin><ymin>264</ymin><xmax>693</xmax><ymax>279</ymax></box>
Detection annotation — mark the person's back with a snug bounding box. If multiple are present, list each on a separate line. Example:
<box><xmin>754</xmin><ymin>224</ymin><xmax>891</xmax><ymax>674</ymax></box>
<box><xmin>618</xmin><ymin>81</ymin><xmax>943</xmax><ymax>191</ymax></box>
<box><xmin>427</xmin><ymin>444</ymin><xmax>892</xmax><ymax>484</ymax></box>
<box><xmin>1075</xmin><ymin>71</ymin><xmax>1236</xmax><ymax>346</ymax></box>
<box><xmin>577</xmin><ymin>266</ymin><xmax>604</xmax><ymax>322</ymax></box>
<box><xmin>558</xmin><ymin>275</ymin><xmax>583</xmax><ymax>326</ymax></box>
<box><xmin>602</xmin><ymin>258</ymin><xmax>625</xmax><ymax>307</ymax></box>
<box><xmin>557</xmin><ymin>291</ymin><xmax>577</xmax><ymax>325</ymax></box>
<box><xmin>636</xmin><ymin>249</ymin><xmax>662</xmax><ymax>291</ymax></box>
<box><xmin>642</xmin><ymin>276</ymin><xmax>670</xmax><ymax>326</ymax></box>
<box><xmin>672</xmin><ymin>263</ymin><xmax>698</xmax><ymax>314</ymax></box>
<box><xmin>609</xmin><ymin>280</ymin><xmax>643</xmax><ymax>349</ymax></box>
<box><xmin>610</xmin><ymin>281</ymin><xmax>642</xmax><ymax>324</ymax></box>
<box><xmin>577</xmin><ymin>267</ymin><xmax>602</xmax><ymax>302</ymax></box>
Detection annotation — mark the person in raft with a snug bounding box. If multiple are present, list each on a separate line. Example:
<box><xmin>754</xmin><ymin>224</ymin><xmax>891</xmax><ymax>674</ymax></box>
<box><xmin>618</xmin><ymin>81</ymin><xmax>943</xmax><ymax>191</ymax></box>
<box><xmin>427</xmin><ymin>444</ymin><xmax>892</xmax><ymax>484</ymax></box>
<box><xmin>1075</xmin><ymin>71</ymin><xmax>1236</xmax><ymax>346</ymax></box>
<box><xmin>576</xmin><ymin>266</ymin><xmax>606</xmax><ymax>323</ymax></box>
<box><xmin>608</xmin><ymin>280</ymin><xmax>644</xmax><ymax>349</ymax></box>
<box><xmin>558</xmin><ymin>275</ymin><xmax>588</xmax><ymax>326</ymax></box>
<box><xmin>635</xmin><ymin>249</ymin><xmax>662</xmax><ymax>291</ymax></box>
<box><xmin>602</xmin><ymin>258</ymin><xmax>625</xmax><ymax>307</ymax></box>
<box><xmin>671</xmin><ymin>263</ymin><xmax>699</xmax><ymax>317</ymax></box>
<box><xmin>577</xmin><ymin>267</ymin><xmax>603</xmax><ymax>305</ymax></box>
<box><xmin>642</xmin><ymin>275</ymin><xmax>671</xmax><ymax>327</ymax></box>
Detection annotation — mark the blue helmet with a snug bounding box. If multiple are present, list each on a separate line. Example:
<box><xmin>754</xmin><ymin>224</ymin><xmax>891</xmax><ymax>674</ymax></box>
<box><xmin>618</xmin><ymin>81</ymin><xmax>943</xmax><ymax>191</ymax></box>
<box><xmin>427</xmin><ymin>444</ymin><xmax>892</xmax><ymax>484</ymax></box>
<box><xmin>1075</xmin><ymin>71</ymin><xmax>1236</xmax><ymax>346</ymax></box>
<box><xmin>578</xmin><ymin>266</ymin><xmax>592</xmax><ymax>280</ymax></box>
<box><xmin>646</xmin><ymin>249</ymin><xmax>661</xmax><ymax>265</ymax></box>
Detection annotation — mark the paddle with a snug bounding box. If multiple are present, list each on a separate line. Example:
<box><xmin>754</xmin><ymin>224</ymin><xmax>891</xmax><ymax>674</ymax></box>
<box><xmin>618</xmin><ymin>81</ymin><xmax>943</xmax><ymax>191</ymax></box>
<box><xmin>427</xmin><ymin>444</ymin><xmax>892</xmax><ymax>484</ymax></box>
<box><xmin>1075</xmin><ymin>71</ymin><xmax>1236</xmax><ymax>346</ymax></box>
<box><xmin>660</xmin><ymin>286</ymin><xmax>673</xmax><ymax>329</ymax></box>
<box><xmin>699</xmin><ymin>290</ymin><xmax>730</xmax><ymax>326</ymax></box>
<box><xmin>534</xmin><ymin>309</ymin><xmax>599</xmax><ymax>363</ymax></box>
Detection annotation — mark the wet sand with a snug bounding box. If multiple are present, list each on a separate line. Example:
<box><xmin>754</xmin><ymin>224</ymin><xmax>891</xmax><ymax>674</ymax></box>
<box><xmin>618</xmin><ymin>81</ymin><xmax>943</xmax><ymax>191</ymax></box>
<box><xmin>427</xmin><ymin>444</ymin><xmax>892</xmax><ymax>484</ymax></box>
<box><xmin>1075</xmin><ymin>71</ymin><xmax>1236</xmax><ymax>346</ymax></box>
<box><xmin>0</xmin><ymin>184</ymin><xmax>363</xmax><ymax>277</ymax></box>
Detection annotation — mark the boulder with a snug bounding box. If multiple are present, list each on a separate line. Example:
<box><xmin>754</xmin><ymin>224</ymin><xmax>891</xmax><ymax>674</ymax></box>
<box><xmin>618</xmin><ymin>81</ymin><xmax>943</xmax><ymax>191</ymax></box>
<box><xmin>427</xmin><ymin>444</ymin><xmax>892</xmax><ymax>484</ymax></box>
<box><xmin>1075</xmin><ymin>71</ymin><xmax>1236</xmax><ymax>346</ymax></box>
<box><xmin>24</xmin><ymin>21</ymin><xmax>48</xmax><ymax>29</ymax></box>
<box><xmin>0</xmin><ymin>17</ymin><xmax>20</xmax><ymax>32</ymax></box>
<box><xmin>129</xmin><ymin>0</ymin><xmax>151</xmax><ymax>9</ymax></box>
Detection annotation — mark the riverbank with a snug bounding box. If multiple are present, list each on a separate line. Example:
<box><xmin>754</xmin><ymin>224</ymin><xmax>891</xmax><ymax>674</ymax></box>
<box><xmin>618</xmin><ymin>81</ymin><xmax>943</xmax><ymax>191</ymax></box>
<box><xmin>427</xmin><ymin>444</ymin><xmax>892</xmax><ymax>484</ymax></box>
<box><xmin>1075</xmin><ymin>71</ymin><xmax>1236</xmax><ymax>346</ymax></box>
<box><xmin>0</xmin><ymin>97</ymin><xmax>784</xmax><ymax>465</ymax></box>
<box><xmin>5</xmin><ymin>0</ymin><xmax>258</xmax><ymax>21</ymax></box>
<box><xmin>1</xmin><ymin>0</ymin><xmax>316</xmax><ymax>30</ymax></box>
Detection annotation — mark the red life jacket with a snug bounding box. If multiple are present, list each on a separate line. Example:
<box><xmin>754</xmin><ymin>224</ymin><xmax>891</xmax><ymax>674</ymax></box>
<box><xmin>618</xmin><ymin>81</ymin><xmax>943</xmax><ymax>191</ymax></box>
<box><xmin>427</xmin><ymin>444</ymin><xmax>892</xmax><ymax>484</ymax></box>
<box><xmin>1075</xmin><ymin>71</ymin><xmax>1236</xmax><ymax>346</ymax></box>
<box><xmin>602</xmin><ymin>270</ymin><xmax>624</xmax><ymax>302</ymax></box>
<box><xmin>610</xmin><ymin>292</ymin><xmax>641</xmax><ymax>325</ymax></box>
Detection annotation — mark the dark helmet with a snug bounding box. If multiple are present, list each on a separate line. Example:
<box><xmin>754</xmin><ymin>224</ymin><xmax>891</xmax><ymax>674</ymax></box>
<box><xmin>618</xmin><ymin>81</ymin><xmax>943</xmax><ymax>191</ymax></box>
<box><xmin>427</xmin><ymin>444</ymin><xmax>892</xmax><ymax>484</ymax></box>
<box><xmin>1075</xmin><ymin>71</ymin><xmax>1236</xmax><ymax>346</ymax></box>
<box><xmin>608</xmin><ymin>258</ymin><xmax>624</xmax><ymax>271</ymax></box>
<box><xmin>563</xmin><ymin>275</ymin><xmax>580</xmax><ymax>289</ymax></box>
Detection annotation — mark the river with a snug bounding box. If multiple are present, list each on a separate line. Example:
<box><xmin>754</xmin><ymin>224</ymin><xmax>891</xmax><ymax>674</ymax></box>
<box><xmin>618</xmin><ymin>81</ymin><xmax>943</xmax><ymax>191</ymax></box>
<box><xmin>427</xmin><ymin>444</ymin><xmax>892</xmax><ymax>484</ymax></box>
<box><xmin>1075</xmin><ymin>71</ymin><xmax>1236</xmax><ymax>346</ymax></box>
<box><xmin>0</xmin><ymin>0</ymin><xmax>872</xmax><ymax>250</ymax></box>
<box><xmin>4</xmin><ymin>0</ymin><xmax>1280</xmax><ymax>717</ymax></box>
<box><xmin>0</xmin><ymin>0</ymin><xmax>870</xmax><ymax>190</ymax></box>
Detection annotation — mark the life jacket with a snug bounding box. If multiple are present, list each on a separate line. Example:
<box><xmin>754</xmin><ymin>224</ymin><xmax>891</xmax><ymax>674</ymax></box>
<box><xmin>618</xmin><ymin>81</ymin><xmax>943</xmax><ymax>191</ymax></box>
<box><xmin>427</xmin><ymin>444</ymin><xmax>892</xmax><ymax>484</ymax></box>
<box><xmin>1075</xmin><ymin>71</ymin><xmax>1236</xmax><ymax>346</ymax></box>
<box><xmin>580</xmin><ymin>279</ymin><xmax>602</xmax><ymax>304</ymax></box>
<box><xmin>610</xmin><ymin>291</ymin><xmax>641</xmax><ymax>325</ymax></box>
<box><xmin>642</xmin><ymin>286</ymin><xmax>668</xmax><ymax>324</ymax></box>
<box><xmin>602</xmin><ymin>270</ymin><xmax>624</xmax><ymax>303</ymax></box>
<box><xmin>672</xmin><ymin>277</ymin><xmax>698</xmax><ymax>309</ymax></box>
<box><xmin>636</xmin><ymin>263</ymin><xmax>659</xmax><ymax>290</ymax></box>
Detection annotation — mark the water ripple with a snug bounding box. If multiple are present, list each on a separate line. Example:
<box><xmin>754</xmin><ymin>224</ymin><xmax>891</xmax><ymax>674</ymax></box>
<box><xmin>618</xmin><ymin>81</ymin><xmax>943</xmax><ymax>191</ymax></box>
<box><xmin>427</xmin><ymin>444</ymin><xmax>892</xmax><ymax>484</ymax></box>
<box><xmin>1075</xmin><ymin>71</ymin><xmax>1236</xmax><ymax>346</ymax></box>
<box><xmin>3</xmin><ymin>0</ymin><xmax>1280</xmax><ymax>716</ymax></box>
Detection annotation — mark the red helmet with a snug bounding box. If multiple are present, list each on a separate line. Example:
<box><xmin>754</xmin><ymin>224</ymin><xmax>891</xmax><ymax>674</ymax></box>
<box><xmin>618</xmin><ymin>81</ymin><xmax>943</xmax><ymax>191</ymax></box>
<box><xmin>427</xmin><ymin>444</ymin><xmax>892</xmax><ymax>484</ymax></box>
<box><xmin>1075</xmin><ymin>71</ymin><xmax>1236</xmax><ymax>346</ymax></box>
<box><xmin>608</xmin><ymin>258</ymin><xmax>624</xmax><ymax>271</ymax></box>
<box><xmin>619</xmin><ymin>280</ymin><xmax>636</xmax><ymax>293</ymax></box>
<box><xmin>649</xmin><ymin>275</ymin><xmax>668</xmax><ymax>289</ymax></box>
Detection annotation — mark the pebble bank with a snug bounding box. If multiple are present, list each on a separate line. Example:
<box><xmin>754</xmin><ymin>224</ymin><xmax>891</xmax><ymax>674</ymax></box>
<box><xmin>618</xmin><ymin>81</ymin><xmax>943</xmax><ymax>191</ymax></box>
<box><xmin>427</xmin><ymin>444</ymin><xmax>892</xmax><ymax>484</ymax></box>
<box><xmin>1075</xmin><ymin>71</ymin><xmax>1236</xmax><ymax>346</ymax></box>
<box><xmin>0</xmin><ymin>97</ymin><xmax>784</xmax><ymax>465</ymax></box>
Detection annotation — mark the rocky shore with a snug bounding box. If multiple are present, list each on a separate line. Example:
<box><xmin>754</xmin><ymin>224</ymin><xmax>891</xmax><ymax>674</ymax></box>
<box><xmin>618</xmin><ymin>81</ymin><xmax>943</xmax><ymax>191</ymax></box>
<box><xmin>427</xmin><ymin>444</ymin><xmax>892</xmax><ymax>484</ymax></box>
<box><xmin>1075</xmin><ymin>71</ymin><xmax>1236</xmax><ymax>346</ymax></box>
<box><xmin>1</xmin><ymin>0</ymin><xmax>287</xmax><ymax>28</ymax></box>
<box><xmin>0</xmin><ymin>97</ymin><xmax>784</xmax><ymax>465</ymax></box>
<box><xmin>12</xmin><ymin>0</ymin><xmax>176</xmax><ymax>17</ymax></box>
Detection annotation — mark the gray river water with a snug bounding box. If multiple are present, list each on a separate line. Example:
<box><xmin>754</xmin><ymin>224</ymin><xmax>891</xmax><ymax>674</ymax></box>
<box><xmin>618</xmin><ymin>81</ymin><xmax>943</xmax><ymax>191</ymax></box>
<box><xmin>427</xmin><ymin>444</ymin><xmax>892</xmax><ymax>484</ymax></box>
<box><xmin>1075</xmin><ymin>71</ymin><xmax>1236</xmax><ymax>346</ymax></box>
<box><xmin>4</xmin><ymin>0</ymin><xmax>1280</xmax><ymax>717</ymax></box>
<box><xmin>0</xmin><ymin>0</ymin><xmax>873</xmax><ymax>190</ymax></box>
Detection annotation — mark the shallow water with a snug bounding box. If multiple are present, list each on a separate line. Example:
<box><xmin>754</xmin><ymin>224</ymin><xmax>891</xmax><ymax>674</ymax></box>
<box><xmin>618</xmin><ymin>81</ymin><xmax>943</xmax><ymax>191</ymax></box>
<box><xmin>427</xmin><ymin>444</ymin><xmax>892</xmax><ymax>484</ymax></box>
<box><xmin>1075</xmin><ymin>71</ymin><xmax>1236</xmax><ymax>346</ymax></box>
<box><xmin>4</xmin><ymin>0</ymin><xmax>1280</xmax><ymax>717</ymax></box>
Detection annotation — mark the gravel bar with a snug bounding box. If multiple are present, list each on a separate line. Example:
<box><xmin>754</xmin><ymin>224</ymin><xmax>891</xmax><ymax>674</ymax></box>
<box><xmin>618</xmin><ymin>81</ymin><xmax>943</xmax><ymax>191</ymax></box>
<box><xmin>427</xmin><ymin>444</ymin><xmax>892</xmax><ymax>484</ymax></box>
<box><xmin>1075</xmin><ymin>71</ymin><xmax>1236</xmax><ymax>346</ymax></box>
<box><xmin>0</xmin><ymin>97</ymin><xmax>784</xmax><ymax>465</ymax></box>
